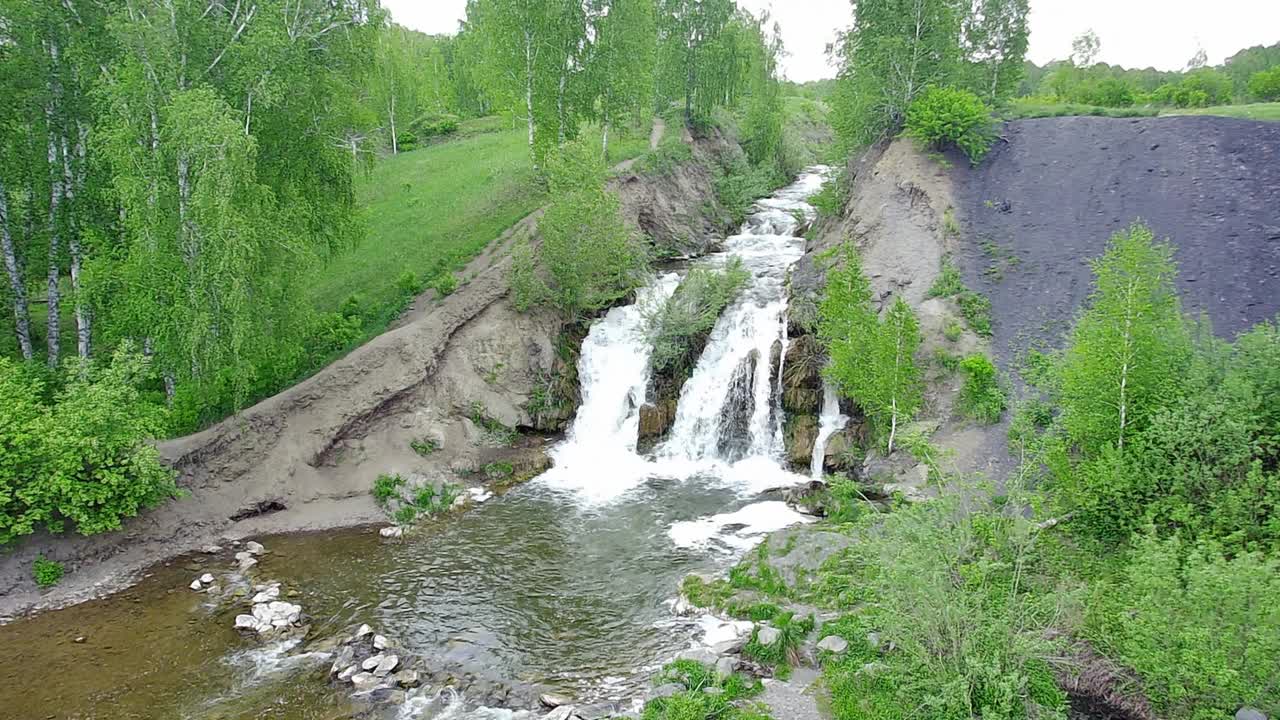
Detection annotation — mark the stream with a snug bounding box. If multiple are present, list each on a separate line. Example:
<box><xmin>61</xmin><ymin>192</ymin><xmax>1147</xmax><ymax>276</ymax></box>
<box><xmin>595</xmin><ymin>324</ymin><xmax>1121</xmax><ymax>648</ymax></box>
<box><xmin>0</xmin><ymin>168</ymin><xmax>832</xmax><ymax>720</ymax></box>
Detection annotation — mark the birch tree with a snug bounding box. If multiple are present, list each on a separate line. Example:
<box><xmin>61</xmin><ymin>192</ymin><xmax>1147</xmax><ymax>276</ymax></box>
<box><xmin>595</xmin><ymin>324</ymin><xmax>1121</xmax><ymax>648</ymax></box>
<box><xmin>657</xmin><ymin>0</ymin><xmax>736</xmax><ymax>126</ymax></box>
<box><xmin>587</xmin><ymin>0</ymin><xmax>657</xmax><ymax>157</ymax></box>
<box><xmin>878</xmin><ymin>297</ymin><xmax>922</xmax><ymax>453</ymax></box>
<box><xmin>1060</xmin><ymin>223</ymin><xmax>1191</xmax><ymax>455</ymax></box>
<box><xmin>962</xmin><ymin>0</ymin><xmax>1030</xmax><ymax>103</ymax></box>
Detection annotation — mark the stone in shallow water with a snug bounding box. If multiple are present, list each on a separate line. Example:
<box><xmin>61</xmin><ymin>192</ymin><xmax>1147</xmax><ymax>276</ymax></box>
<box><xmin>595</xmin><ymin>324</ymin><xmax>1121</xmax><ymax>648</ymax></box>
<box><xmin>372</xmin><ymin>634</ymin><xmax>388</xmax><ymax>650</ymax></box>
<box><xmin>250</xmin><ymin>586</ymin><xmax>279</xmax><ymax>603</ymax></box>
<box><xmin>199</xmin><ymin>573</ymin><xmax>214</xmax><ymax>584</ymax></box>
<box><xmin>543</xmin><ymin>707</ymin><xmax>577</xmax><ymax>720</ymax></box>
<box><xmin>393</xmin><ymin>669</ymin><xmax>420</xmax><ymax>688</ymax></box>
<box><xmin>379</xmin><ymin>526</ymin><xmax>403</xmax><ymax>539</ymax></box>
<box><xmin>201</xmin><ymin>545</ymin><xmax>222</xmax><ymax>554</ymax></box>
<box><xmin>372</xmin><ymin>654</ymin><xmax>399</xmax><ymax>677</ymax></box>
<box><xmin>350</xmin><ymin>672</ymin><xmax>381</xmax><ymax>693</ymax></box>
<box><xmin>337</xmin><ymin>664</ymin><xmax>359</xmax><ymax>683</ymax></box>
<box><xmin>245</xmin><ymin>540</ymin><xmax>266</xmax><ymax>555</ymax></box>
<box><xmin>540</xmin><ymin>693</ymin><xmax>571</xmax><ymax>708</ymax></box>
<box><xmin>238</xmin><ymin>557</ymin><xmax>258</xmax><ymax>572</ymax></box>
<box><xmin>189</xmin><ymin>580</ymin><xmax>203</xmax><ymax>591</ymax></box>
<box><xmin>352</xmin><ymin>624</ymin><xmax>373</xmax><ymax>642</ymax></box>
<box><xmin>361</xmin><ymin>655</ymin><xmax>382</xmax><ymax>671</ymax></box>
<box><xmin>816</xmin><ymin>636</ymin><xmax>848</xmax><ymax>654</ymax></box>
<box><xmin>234</xmin><ymin>614</ymin><xmax>257</xmax><ymax>630</ymax></box>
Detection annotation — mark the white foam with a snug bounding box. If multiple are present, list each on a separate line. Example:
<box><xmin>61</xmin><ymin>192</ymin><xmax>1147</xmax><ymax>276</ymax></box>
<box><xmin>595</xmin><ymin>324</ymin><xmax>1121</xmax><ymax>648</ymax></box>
<box><xmin>668</xmin><ymin>500</ymin><xmax>814</xmax><ymax>551</ymax></box>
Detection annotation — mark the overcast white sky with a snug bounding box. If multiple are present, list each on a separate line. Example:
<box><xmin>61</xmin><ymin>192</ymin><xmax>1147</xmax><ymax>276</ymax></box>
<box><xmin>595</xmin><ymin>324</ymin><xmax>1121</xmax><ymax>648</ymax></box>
<box><xmin>382</xmin><ymin>0</ymin><xmax>1280</xmax><ymax>82</ymax></box>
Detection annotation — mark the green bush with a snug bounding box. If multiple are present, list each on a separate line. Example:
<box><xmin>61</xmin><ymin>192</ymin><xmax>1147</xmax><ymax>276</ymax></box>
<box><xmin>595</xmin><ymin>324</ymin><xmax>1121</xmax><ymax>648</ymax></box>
<box><xmin>958</xmin><ymin>354</ymin><xmax>1006</xmax><ymax>423</ymax></box>
<box><xmin>821</xmin><ymin>498</ymin><xmax>1068</xmax><ymax>720</ymax></box>
<box><xmin>432</xmin><ymin>272</ymin><xmax>458</xmax><ymax>297</ymax></box>
<box><xmin>0</xmin><ymin>347</ymin><xmax>178</xmax><ymax>544</ymax></box>
<box><xmin>396</xmin><ymin>270</ymin><xmax>423</xmax><ymax>297</ymax></box>
<box><xmin>647</xmin><ymin>259</ymin><xmax>751</xmax><ymax>376</ymax></box>
<box><xmin>927</xmin><ymin>256</ymin><xmax>965</xmax><ymax>299</ymax></box>
<box><xmin>956</xmin><ymin>290</ymin><xmax>992</xmax><ymax>336</ymax></box>
<box><xmin>33</xmin><ymin>557</ymin><xmax>64</xmax><ymax>588</ymax></box>
<box><xmin>371</xmin><ymin>473</ymin><xmax>405</xmax><ymax>506</ymax></box>
<box><xmin>1151</xmin><ymin>69</ymin><xmax>1233</xmax><ymax>108</ymax></box>
<box><xmin>743</xmin><ymin>610</ymin><xmax>814</xmax><ymax>669</ymax></box>
<box><xmin>408</xmin><ymin>112</ymin><xmax>460</xmax><ymax>140</ymax></box>
<box><xmin>905</xmin><ymin>86</ymin><xmax>996</xmax><ymax>163</ymax></box>
<box><xmin>1087</xmin><ymin>533</ymin><xmax>1280</xmax><ymax>719</ymax></box>
<box><xmin>410</xmin><ymin>437</ymin><xmax>438</xmax><ymax>456</ymax></box>
<box><xmin>393</xmin><ymin>504</ymin><xmax>417</xmax><ymax>524</ymax></box>
<box><xmin>1248</xmin><ymin>67</ymin><xmax>1280</xmax><ymax>101</ymax></box>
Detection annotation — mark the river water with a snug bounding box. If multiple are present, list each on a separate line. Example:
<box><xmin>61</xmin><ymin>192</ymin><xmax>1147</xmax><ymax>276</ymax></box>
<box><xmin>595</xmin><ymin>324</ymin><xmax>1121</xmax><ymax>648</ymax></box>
<box><xmin>0</xmin><ymin>168</ymin><xmax>829</xmax><ymax>720</ymax></box>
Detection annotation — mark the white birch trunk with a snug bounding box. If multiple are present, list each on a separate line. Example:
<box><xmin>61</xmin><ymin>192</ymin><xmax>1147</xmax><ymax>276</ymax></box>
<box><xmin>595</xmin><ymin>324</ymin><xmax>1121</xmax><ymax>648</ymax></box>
<box><xmin>45</xmin><ymin>126</ymin><xmax>63</xmax><ymax>368</ymax></box>
<box><xmin>389</xmin><ymin>94</ymin><xmax>398</xmax><ymax>155</ymax></box>
<box><xmin>61</xmin><ymin>132</ymin><xmax>89</xmax><ymax>358</ymax></box>
<box><xmin>524</xmin><ymin>29</ymin><xmax>536</xmax><ymax>153</ymax></box>
<box><xmin>0</xmin><ymin>177</ymin><xmax>34</xmax><ymax>360</ymax></box>
<box><xmin>557</xmin><ymin>72</ymin><xmax>567</xmax><ymax>145</ymax></box>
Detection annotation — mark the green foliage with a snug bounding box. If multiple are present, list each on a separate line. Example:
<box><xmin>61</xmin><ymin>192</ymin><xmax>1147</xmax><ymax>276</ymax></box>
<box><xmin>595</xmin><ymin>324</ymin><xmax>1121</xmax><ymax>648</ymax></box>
<box><xmin>32</xmin><ymin>558</ymin><xmax>64</xmax><ymax>588</ymax></box>
<box><xmin>393</xmin><ymin>504</ymin><xmax>418</xmax><ymax>525</ymax></box>
<box><xmin>957</xmin><ymin>354</ymin><xmax>1006</xmax><ymax>423</ymax></box>
<box><xmin>714</xmin><ymin>155</ymin><xmax>786</xmax><ymax>226</ymax></box>
<box><xmin>372</xmin><ymin>474</ymin><xmax>406</xmax><ymax>506</ymax></box>
<box><xmin>821</xmin><ymin>497</ymin><xmax>1068</xmax><ymax>720</ymax></box>
<box><xmin>642</xmin><ymin>659</ymin><xmax>767</xmax><ymax>720</ymax></box>
<box><xmin>955</xmin><ymin>290</ymin><xmax>993</xmax><ymax>336</ymax></box>
<box><xmin>408</xmin><ymin>113</ymin><xmax>461</xmax><ymax>140</ymax></box>
<box><xmin>648</xmin><ymin>260</ymin><xmax>751</xmax><ymax>376</ymax></box>
<box><xmin>396</xmin><ymin>271</ymin><xmax>423</xmax><ymax>298</ymax></box>
<box><xmin>1248</xmin><ymin>67</ymin><xmax>1280</xmax><ymax>101</ymax></box>
<box><xmin>819</xmin><ymin>248</ymin><xmax>923</xmax><ymax>452</ymax></box>
<box><xmin>927</xmin><ymin>256</ymin><xmax>965</xmax><ymax>299</ymax></box>
<box><xmin>1002</xmin><ymin>98</ymin><xmax>1158</xmax><ymax>119</ymax></box>
<box><xmin>410</xmin><ymin>437</ymin><xmax>439</xmax><ymax>456</ymax></box>
<box><xmin>943</xmin><ymin>319</ymin><xmax>964</xmax><ymax>342</ymax></box>
<box><xmin>743</xmin><ymin>611</ymin><xmax>815</xmax><ymax>668</ymax></box>
<box><xmin>483</xmin><ymin>462</ymin><xmax>515</xmax><ymax>481</ymax></box>
<box><xmin>0</xmin><ymin>347</ymin><xmax>177</xmax><ymax>544</ymax></box>
<box><xmin>824</xmin><ymin>476</ymin><xmax>869</xmax><ymax>525</ymax></box>
<box><xmin>411</xmin><ymin>482</ymin><xmax>460</xmax><ymax>515</ymax></box>
<box><xmin>905</xmin><ymin>87</ymin><xmax>996</xmax><ymax>163</ymax></box>
<box><xmin>1087</xmin><ymin>533</ymin><xmax>1280</xmax><ymax>719</ymax></box>
<box><xmin>1151</xmin><ymin>69</ymin><xmax>1234</xmax><ymax>108</ymax></box>
<box><xmin>809</xmin><ymin>176</ymin><xmax>846</xmax><ymax>218</ymax></box>
<box><xmin>519</xmin><ymin>139</ymin><xmax>648</xmax><ymax>318</ymax></box>
<box><xmin>1058</xmin><ymin>223</ymin><xmax>1190</xmax><ymax>455</ymax></box>
<box><xmin>468</xmin><ymin>402</ymin><xmax>518</xmax><ymax>446</ymax></box>
<box><xmin>933</xmin><ymin>349</ymin><xmax>962</xmax><ymax>372</ymax></box>
<box><xmin>432</xmin><ymin>272</ymin><xmax>459</xmax><ymax>297</ymax></box>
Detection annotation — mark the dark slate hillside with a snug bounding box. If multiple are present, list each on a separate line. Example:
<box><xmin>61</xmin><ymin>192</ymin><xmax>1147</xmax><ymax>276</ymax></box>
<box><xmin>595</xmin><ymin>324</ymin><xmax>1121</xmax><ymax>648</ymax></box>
<box><xmin>955</xmin><ymin>115</ymin><xmax>1280</xmax><ymax>362</ymax></box>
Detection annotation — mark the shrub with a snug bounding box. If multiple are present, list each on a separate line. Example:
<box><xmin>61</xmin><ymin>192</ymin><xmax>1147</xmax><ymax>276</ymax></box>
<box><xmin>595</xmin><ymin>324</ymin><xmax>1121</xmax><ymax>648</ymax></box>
<box><xmin>956</xmin><ymin>290</ymin><xmax>992</xmax><ymax>336</ymax></box>
<box><xmin>1087</xmin><ymin>533</ymin><xmax>1280</xmax><ymax>719</ymax></box>
<box><xmin>371</xmin><ymin>474</ymin><xmax>405</xmax><ymax>506</ymax></box>
<box><xmin>1248</xmin><ymin>66</ymin><xmax>1280</xmax><ymax>101</ymax></box>
<box><xmin>809</xmin><ymin>175</ymin><xmax>846</xmax><ymax>217</ymax></box>
<box><xmin>33</xmin><ymin>557</ymin><xmax>64</xmax><ymax>588</ymax></box>
<box><xmin>927</xmin><ymin>256</ymin><xmax>964</xmax><ymax>299</ymax></box>
<box><xmin>821</xmin><ymin>498</ymin><xmax>1069</xmax><ymax>720</ymax></box>
<box><xmin>393</xmin><ymin>504</ymin><xmax>417</xmax><ymax>524</ymax></box>
<box><xmin>905</xmin><ymin>86</ymin><xmax>996</xmax><ymax>163</ymax></box>
<box><xmin>432</xmin><ymin>272</ymin><xmax>458</xmax><ymax>297</ymax></box>
<box><xmin>647</xmin><ymin>259</ymin><xmax>751</xmax><ymax>376</ymax></box>
<box><xmin>958</xmin><ymin>354</ymin><xmax>1006</xmax><ymax>423</ymax></box>
<box><xmin>641</xmin><ymin>660</ymin><xmax>766</xmax><ymax>720</ymax></box>
<box><xmin>743</xmin><ymin>610</ymin><xmax>815</xmax><ymax>669</ymax></box>
<box><xmin>410</xmin><ymin>437</ymin><xmax>438</xmax><ymax>456</ymax></box>
<box><xmin>396</xmin><ymin>270</ymin><xmax>422</xmax><ymax>297</ymax></box>
<box><xmin>408</xmin><ymin>112</ymin><xmax>460</xmax><ymax>140</ymax></box>
<box><xmin>307</xmin><ymin>311</ymin><xmax>363</xmax><ymax>355</ymax></box>
<box><xmin>943</xmin><ymin>319</ymin><xmax>963</xmax><ymax>342</ymax></box>
<box><xmin>509</xmin><ymin>235</ymin><xmax>548</xmax><ymax>312</ymax></box>
<box><xmin>0</xmin><ymin>347</ymin><xmax>178</xmax><ymax>544</ymax></box>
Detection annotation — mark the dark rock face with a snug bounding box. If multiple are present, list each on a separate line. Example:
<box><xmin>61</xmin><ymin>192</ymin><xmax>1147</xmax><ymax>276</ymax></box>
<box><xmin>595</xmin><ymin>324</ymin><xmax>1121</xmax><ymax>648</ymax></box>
<box><xmin>956</xmin><ymin>116</ymin><xmax>1280</xmax><ymax>361</ymax></box>
<box><xmin>717</xmin><ymin>350</ymin><xmax>759</xmax><ymax>461</ymax></box>
<box><xmin>785</xmin><ymin>414</ymin><xmax>819</xmax><ymax>467</ymax></box>
<box><xmin>638</xmin><ymin>398</ymin><xmax>678</xmax><ymax>451</ymax></box>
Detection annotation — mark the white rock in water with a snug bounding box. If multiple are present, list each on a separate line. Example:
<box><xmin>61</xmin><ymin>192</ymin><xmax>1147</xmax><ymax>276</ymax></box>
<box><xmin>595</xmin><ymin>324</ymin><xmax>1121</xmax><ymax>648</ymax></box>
<box><xmin>544</xmin><ymin>707</ymin><xmax>577</xmax><ymax>720</ymax></box>
<box><xmin>353</xmin><ymin>623</ymin><xmax>373</xmax><ymax>640</ymax></box>
<box><xmin>671</xmin><ymin>597</ymin><xmax>693</xmax><ymax>615</ymax></box>
<box><xmin>756</xmin><ymin>626</ymin><xmax>781</xmax><ymax>646</ymax></box>
<box><xmin>540</xmin><ymin>693</ymin><xmax>571</xmax><ymax>708</ymax></box>
<box><xmin>238</xmin><ymin>557</ymin><xmax>258</xmax><ymax>571</ymax></box>
<box><xmin>361</xmin><ymin>655</ymin><xmax>382</xmax><ymax>671</ymax></box>
<box><xmin>379</xmin><ymin>526</ymin><xmax>403</xmax><ymax>539</ymax></box>
<box><xmin>245</xmin><ymin>541</ymin><xmax>266</xmax><ymax>555</ymax></box>
<box><xmin>234</xmin><ymin>551</ymin><xmax>252</xmax><ymax>562</ymax></box>
<box><xmin>393</xmin><ymin>669</ymin><xmax>421</xmax><ymax>688</ymax></box>
<box><xmin>372</xmin><ymin>654</ymin><xmax>399</xmax><ymax>676</ymax></box>
<box><xmin>199</xmin><ymin>573</ymin><xmax>215</xmax><ymax>584</ymax></box>
<box><xmin>251</xmin><ymin>586</ymin><xmax>280</xmax><ymax>604</ymax></box>
<box><xmin>817</xmin><ymin>636</ymin><xmax>849</xmax><ymax>654</ymax></box>
<box><xmin>350</xmin><ymin>672</ymin><xmax>380</xmax><ymax>693</ymax></box>
<box><xmin>373</xmin><ymin>634</ymin><xmax>388</xmax><ymax>650</ymax></box>
<box><xmin>468</xmin><ymin>488</ymin><xmax>493</xmax><ymax>503</ymax></box>
<box><xmin>234</xmin><ymin>614</ymin><xmax>258</xmax><ymax>630</ymax></box>
<box><xmin>189</xmin><ymin>579</ymin><xmax>203</xmax><ymax>591</ymax></box>
<box><xmin>451</xmin><ymin>495</ymin><xmax>467</xmax><ymax>508</ymax></box>
<box><xmin>201</xmin><ymin>545</ymin><xmax>223</xmax><ymax>554</ymax></box>
<box><xmin>337</xmin><ymin>664</ymin><xmax>359</xmax><ymax>682</ymax></box>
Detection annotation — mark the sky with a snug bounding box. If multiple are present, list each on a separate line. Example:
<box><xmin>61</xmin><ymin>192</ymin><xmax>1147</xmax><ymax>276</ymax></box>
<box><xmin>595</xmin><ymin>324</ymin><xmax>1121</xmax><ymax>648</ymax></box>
<box><xmin>382</xmin><ymin>0</ymin><xmax>1280</xmax><ymax>83</ymax></box>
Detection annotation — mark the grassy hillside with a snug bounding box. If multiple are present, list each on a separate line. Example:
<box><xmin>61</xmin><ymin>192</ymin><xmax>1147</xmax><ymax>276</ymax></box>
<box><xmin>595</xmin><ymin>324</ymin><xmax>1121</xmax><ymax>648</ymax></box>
<box><xmin>311</xmin><ymin>118</ymin><xmax>651</xmax><ymax>321</ymax></box>
<box><xmin>1162</xmin><ymin>101</ymin><xmax>1280</xmax><ymax>121</ymax></box>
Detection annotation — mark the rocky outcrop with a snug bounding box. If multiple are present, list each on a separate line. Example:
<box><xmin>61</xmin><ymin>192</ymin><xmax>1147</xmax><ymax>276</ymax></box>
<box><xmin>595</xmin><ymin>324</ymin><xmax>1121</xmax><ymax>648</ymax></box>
<box><xmin>780</xmin><ymin>335</ymin><xmax>824</xmax><ymax>468</ymax></box>
<box><xmin>716</xmin><ymin>350</ymin><xmax>759</xmax><ymax>461</ymax></box>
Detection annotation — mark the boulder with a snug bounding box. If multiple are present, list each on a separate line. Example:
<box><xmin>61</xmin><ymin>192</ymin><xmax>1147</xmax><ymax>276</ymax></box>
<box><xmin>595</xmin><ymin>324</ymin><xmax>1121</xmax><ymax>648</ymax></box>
<box><xmin>238</xmin><ymin>556</ymin><xmax>258</xmax><ymax>572</ymax></box>
<box><xmin>199</xmin><ymin>573</ymin><xmax>215</xmax><ymax>584</ymax></box>
<box><xmin>379</xmin><ymin>526</ymin><xmax>404</xmax><ymax>539</ymax></box>
<box><xmin>1236</xmin><ymin>709</ymin><xmax>1267</xmax><ymax>720</ymax></box>
<box><xmin>337</xmin><ymin>664</ymin><xmax>359</xmax><ymax>683</ymax></box>
<box><xmin>574</xmin><ymin>703</ymin><xmax>617</xmax><ymax>720</ymax></box>
<box><xmin>350</xmin><ymin>672</ymin><xmax>381</xmax><ymax>693</ymax></box>
<box><xmin>784</xmin><ymin>480</ymin><xmax>828</xmax><ymax>516</ymax></box>
<box><xmin>756</xmin><ymin>626</ymin><xmax>781</xmax><ymax>646</ymax></box>
<box><xmin>543</xmin><ymin>707</ymin><xmax>577</xmax><ymax>720</ymax></box>
<box><xmin>785</xmin><ymin>415</ymin><xmax>819</xmax><ymax>467</ymax></box>
<box><xmin>245</xmin><ymin>541</ymin><xmax>266</xmax><ymax>555</ymax></box>
<box><xmin>677</xmin><ymin>648</ymin><xmax>718</xmax><ymax>665</ymax></box>
<box><xmin>361</xmin><ymin>655</ymin><xmax>382</xmax><ymax>672</ymax></box>
<box><xmin>372</xmin><ymin>654</ymin><xmax>400</xmax><ymax>677</ymax></box>
<box><xmin>201</xmin><ymin>545</ymin><xmax>223</xmax><ymax>554</ymax></box>
<box><xmin>710</xmin><ymin>636</ymin><xmax>746</xmax><ymax>655</ymax></box>
<box><xmin>189</xmin><ymin>579</ymin><xmax>203</xmax><ymax>591</ymax></box>
<box><xmin>373</xmin><ymin>634</ymin><xmax>389</xmax><ymax>650</ymax></box>
<box><xmin>353</xmin><ymin>623</ymin><xmax>373</xmax><ymax>641</ymax></box>
<box><xmin>540</xmin><ymin>694</ymin><xmax>572</xmax><ymax>708</ymax></box>
<box><xmin>234</xmin><ymin>614</ymin><xmax>258</xmax><ymax>630</ymax></box>
<box><xmin>816</xmin><ymin>636</ymin><xmax>849</xmax><ymax>654</ymax></box>
<box><xmin>251</xmin><ymin>586</ymin><xmax>280</xmax><ymax>603</ymax></box>
<box><xmin>715</xmin><ymin>656</ymin><xmax>737</xmax><ymax>678</ymax></box>
<box><xmin>393</xmin><ymin>669</ymin><xmax>421</xmax><ymax>688</ymax></box>
<box><xmin>646</xmin><ymin>684</ymin><xmax>684</xmax><ymax>702</ymax></box>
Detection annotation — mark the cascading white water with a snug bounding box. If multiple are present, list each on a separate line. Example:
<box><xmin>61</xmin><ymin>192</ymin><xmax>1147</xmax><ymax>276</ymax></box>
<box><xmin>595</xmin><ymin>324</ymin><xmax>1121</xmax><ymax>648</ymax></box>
<box><xmin>542</xmin><ymin>275</ymin><xmax>679</xmax><ymax>501</ymax></box>
<box><xmin>810</xmin><ymin>380</ymin><xmax>850</xmax><ymax>479</ymax></box>
<box><xmin>659</xmin><ymin>170</ymin><xmax>829</xmax><ymax>465</ymax></box>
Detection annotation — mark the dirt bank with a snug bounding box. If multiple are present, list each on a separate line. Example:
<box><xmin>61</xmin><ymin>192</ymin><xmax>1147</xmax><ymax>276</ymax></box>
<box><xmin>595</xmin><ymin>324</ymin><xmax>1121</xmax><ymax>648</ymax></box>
<box><xmin>955</xmin><ymin>115</ymin><xmax>1280</xmax><ymax>367</ymax></box>
<box><xmin>0</xmin><ymin>133</ymin><xmax>742</xmax><ymax>619</ymax></box>
<box><xmin>789</xmin><ymin>114</ymin><xmax>1280</xmax><ymax>497</ymax></box>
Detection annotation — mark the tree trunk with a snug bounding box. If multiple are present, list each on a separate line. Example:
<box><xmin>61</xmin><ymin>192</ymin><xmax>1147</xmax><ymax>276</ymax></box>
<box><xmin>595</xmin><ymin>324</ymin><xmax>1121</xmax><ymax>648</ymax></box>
<box><xmin>389</xmin><ymin>94</ymin><xmax>398</xmax><ymax>155</ymax></box>
<box><xmin>61</xmin><ymin>132</ymin><xmax>90</xmax><ymax>358</ymax></box>
<box><xmin>0</xmin><ymin>177</ymin><xmax>34</xmax><ymax>360</ymax></box>
<box><xmin>45</xmin><ymin>117</ymin><xmax>64</xmax><ymax>368</ymax></box>
<box><xmin>524</xmin><ymin>30</ymin><xmax>536</xmax><ymax>154</ymax></box>
<box><xmin>557</xmin><ymin>72</ymin><xmax>567</xmax><ymax>145</ymax></box>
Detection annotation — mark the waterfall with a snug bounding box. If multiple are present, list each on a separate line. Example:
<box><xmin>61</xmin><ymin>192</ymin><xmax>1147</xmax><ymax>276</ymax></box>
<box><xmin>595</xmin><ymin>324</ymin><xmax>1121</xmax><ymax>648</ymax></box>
<box><xmin>810</xmin><ymin>380</ymin><xmax>850</xmax><ymax>480</ymax></box>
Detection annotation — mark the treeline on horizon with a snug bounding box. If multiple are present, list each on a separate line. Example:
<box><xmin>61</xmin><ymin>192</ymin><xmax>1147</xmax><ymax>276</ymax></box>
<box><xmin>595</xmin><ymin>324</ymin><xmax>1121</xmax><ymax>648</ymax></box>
<box><xmin>0</xmin><ymin>0</ymin><xmax>795</xmax><ymax>549</ymax></box>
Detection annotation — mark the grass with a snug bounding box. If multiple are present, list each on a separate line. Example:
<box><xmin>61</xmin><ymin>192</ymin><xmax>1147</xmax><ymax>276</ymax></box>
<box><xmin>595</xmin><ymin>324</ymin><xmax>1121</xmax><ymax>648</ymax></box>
<box><xmin>1001</xmin><ymin>99</ymin><xmax>1158</xmax><ymax>120</ymax></box>
<box><xmin>1161</xmin><ymin>102</ymin><xmax>1280</xmax><ymax>122</ymax></box>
